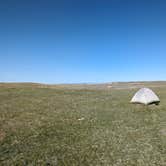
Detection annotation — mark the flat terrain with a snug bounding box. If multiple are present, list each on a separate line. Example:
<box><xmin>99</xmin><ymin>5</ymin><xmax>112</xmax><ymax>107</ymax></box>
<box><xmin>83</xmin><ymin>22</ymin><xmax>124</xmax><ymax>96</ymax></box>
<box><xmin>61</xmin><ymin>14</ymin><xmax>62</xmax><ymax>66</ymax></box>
<box><xmin>0</xmin><ymin>82</ymin><xmax>166</xmax><ymax>165</ymax></box>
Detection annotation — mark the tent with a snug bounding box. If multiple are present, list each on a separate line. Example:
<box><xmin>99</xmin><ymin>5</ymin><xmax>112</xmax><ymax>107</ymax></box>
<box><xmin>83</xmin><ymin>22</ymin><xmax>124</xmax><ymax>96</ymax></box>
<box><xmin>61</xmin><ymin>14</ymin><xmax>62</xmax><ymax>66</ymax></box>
<box><xmin>131</xmin><ymin>88</ymin><xmax>160</xmax><ymax>105</ymax></box>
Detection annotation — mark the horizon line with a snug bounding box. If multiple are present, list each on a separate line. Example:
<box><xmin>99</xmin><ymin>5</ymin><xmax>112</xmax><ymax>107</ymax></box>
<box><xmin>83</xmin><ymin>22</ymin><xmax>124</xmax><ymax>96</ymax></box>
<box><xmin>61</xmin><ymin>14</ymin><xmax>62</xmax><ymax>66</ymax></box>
<box><xmin>0</xmin><ymin>80</ymin><xmax>166</xmax><ymax>85</ymax></box>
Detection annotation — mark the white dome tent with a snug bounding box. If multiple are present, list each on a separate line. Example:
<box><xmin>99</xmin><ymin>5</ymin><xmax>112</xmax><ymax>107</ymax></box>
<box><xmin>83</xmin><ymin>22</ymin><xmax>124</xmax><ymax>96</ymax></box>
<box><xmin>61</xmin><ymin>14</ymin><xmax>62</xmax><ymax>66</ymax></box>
<box><xmin>131</xmin><ymin>88</ymin><xmax>160</xmax><ymax>105</ymax></box>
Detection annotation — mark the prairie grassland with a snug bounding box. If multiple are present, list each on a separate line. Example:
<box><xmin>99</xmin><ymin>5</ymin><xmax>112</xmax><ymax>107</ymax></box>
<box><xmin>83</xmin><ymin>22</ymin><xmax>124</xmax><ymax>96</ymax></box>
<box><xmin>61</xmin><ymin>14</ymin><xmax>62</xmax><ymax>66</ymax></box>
<box><xmin>0</xmin><ymin>83</ymin><xmax>166</xmax><ymax>165</ymax></box>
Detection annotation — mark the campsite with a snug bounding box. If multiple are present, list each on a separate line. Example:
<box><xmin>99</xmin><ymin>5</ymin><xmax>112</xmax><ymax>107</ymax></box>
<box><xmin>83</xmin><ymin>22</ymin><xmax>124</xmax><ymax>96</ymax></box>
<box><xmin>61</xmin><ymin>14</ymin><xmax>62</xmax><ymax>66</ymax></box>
<box><xmin>1</xmin><ymin>0</ymin><xmax>166</xmax><ymax>165</ymax></box>
<box><xmin>0</xmin><ymin>82</ymin><xmax>166</xmax><ymax>165</ymax></box>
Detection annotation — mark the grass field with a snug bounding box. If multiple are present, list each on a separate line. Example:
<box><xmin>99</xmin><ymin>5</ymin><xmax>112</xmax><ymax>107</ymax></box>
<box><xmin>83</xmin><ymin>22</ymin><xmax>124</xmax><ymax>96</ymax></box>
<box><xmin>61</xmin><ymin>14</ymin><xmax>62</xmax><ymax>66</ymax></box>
<box><xmin>0</xmin><ymin>83</ymin><xmax>166</xmax><ymax>165</ymax></box>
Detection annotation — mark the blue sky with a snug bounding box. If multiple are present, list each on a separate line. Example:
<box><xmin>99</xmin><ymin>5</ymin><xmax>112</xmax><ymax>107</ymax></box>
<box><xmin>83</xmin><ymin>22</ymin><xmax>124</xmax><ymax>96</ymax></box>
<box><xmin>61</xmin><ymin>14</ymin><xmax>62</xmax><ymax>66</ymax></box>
<box><xmin>1</xmin><ymin>0</ymin><xmax>166</xmax><ymax>83</ymax></box>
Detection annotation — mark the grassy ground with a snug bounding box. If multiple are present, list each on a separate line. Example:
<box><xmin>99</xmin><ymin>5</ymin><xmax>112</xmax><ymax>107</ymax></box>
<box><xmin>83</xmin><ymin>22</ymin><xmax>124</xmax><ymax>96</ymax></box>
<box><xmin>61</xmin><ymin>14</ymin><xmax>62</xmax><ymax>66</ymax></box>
<box><xmin>0</xmin><ymin>85</ymin><xmax>166</xmax><ymax>165</ymax></box>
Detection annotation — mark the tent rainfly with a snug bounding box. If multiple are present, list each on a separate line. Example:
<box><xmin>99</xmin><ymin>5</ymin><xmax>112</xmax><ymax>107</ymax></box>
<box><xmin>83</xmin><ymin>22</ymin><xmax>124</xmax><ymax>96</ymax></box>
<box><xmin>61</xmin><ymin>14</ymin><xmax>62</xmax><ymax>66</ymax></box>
<box><xmin>131</xmin><ymin>88</ymin><xmax>160</xmax><ymax>105</ymax></box>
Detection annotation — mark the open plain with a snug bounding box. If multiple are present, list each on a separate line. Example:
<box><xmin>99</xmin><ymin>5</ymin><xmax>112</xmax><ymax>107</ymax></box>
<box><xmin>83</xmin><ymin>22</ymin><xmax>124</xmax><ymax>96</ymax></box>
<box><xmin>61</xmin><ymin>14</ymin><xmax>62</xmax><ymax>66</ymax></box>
<box><xmin>0</xmin><ymin>82</ymin><xmax>166</xmax><ymax>165</ymax></box>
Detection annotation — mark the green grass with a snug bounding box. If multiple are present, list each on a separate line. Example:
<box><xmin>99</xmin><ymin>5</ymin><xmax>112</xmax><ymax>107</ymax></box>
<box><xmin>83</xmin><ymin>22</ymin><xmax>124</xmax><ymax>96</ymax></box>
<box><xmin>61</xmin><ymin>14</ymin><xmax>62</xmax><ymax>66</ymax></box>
<box><xmin>0</xmin><ymin>85</ymin><xmax>166</xmax><ymax>165</ymax></box>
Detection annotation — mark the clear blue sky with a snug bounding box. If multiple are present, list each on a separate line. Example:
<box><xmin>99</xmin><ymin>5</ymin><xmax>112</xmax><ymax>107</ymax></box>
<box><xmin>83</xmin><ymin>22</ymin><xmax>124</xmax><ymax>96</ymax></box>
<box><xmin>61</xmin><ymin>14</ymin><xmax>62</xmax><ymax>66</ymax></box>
<box><xmin>1</xmin><ymin>0</ymin><xmax>166</xmax><ymax>83</ymax></box>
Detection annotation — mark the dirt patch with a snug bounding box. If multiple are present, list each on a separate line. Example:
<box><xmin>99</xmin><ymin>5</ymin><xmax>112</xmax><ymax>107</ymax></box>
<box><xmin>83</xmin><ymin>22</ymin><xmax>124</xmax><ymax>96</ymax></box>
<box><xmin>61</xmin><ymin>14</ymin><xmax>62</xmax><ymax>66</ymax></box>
<box><xmin>0</xmin><ymin>129</ymin><xmax>6</xmax><ymax>141</ymax></box>
<box><xmin>159</xmin><ymin>129</ymin><xmax>166</xmax><ymax>136</ymax></box>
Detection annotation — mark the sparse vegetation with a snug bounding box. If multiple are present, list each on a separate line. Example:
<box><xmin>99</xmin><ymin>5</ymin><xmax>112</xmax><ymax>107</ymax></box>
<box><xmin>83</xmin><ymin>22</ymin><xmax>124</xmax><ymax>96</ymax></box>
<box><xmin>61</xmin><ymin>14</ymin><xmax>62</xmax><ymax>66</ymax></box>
<box><xmin>0</xmin><ymin>83</ymin><xmax>166</xmax><ymax>165</ymax></box>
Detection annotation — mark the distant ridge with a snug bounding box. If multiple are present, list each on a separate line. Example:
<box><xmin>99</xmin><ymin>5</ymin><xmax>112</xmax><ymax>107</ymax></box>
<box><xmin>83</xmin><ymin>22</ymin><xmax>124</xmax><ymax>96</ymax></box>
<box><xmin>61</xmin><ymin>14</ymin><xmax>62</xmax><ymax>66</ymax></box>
<box><xmin>0</xmin><ymin>81</ymin><xmax>166</xmax><ymax>90</ymax></box>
